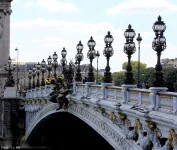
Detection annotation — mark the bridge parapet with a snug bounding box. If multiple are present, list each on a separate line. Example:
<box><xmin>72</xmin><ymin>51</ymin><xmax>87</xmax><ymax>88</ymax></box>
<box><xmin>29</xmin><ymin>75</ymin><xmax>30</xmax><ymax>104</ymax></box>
<box><xmin>71</xmin><ymin>83</ymin><xmax>177</xmax><ymax>149</ymax></box>
<box><xmin>22</xmin><ymin>83</ymin><xmax>177</xmax><ymax>149</ymax></box>
<box><xmin>74</xmin><ymin>83</ymin><xmax>177</xmax><ymax>116</ymax></box>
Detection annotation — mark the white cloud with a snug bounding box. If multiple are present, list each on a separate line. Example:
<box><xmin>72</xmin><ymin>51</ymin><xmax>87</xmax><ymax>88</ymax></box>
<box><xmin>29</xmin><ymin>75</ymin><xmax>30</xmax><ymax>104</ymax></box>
<box><xmin>24</xmin><ymin>0</ymin><xmax>78</xmax><ymax>13</ymax></box>
<box><xmin>106</xmin><ymin>0</ymin><xmax>177</xmax><ymax>15</ymax></box>
<box><xmin>24</xmin><ymin>1</ymin><xmax>34</xmax><ymax>7</ymax></box>
<box><xmin>11</xmin><ymin>18</ymin><xmax>177</xmax><ymax>72</ymax></box>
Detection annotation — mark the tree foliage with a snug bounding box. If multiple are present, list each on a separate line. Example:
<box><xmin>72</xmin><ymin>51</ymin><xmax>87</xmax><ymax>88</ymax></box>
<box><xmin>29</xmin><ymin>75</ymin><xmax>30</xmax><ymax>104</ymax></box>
<box><xmin>94</xmin><ymin>73</ymin><xmax>104</xmax><ymax>82</ymax></box>
<box><xmin>112</xmin><ymin>61</ymin><xmax>177</xmax><ymax>91</ymax></box>
<box><xmin>112</xmin><ymin>71</ymin><xmax>125</xmax><ymax>86</ymax></box>
<box><xmin>122</xmin><ymin>61</ymin><xmax>147</xmax><ymax>86</ymax></box>
<box><xmin>122</xmin><ymin>61</ymin><xmax>147</xmax><ymax>73</ymax></box>
<box><xmin>143</xmin><ymin>67</ymin><xmax>155</xmax><ymax>87</ymax></box>
<box><xmin>163</xmin><ymin>67</ymin><xmax>177</xmax><ymax>92</ymax></box>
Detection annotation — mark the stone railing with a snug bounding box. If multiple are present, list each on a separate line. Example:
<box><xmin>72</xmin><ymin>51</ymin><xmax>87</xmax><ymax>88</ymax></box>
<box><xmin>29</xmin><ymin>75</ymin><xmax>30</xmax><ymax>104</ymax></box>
<box><xmin>71</xmin><ymin>82</ymin><xmax>177</xmax><ymax>149</ymax></box>
<box><xmin>73</xmin><ymin>83</ymin><xmax>177</xmax><ymax>115</ymax></box>
<box><xmin>22</xmin><ymin>82</ymin><xmax>177</xmax><ymax>149</ymax></box>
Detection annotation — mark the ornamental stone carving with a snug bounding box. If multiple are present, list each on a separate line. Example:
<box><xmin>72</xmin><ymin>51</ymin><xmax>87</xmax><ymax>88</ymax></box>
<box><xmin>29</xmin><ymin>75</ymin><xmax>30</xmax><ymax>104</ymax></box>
<box><xmin>145</xmin><ymin>120</ymin><xmax>162</xmax><ymax>148</ymax></box>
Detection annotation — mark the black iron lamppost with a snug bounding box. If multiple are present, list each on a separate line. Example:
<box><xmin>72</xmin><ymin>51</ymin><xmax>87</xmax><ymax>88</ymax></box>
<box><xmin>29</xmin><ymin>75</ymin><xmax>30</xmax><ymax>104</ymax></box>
<box><xmin>61</xmin><ymin>47</ymin><xmax>67</xmax><ymax>75</ymax></box>
<box><xmin>87</xmin><ymin>36</ymin><xmax>96</xmax><ymax>82</ymax></box>
<box><xmin>36</xmin><ymin>62</ymin><xmax>41</xmax><ymax>87</ymax></box>
<box><xmin>103</xmin><ymin>31</ymin><xmax>114</xmax><ymax>83</ymax></box>
<box><xmin>75</xmin><ymin>41</ymin><xmax>84</xmax><ymax>82</ymax></box>
<box><xmin>47</xmin><ymin>56</ymin><xmax>52</xmax><ymax>79</ymax></box>
<box><xmin>136</xmin><ymin>33</ymin><xmax>142</xmax><ymax>88</ymax></box>
<box><xmin>123</xmin><ymin>24</ymin><xmax>136</xmax><ymax>84</ymax></box>
<box><xmin>52</xmin><ymin>52</ymin><xmax>58</xmax><ymax>79</ymax></box>
<box><xmin>32</xmin><ymin>65</ymin><xmax>36</xmax><ymax>89</ymax></box>
<box><xmin>4</xmin><ymin>56</ymin><xmax>16</xmax><ymax>87</ymax></box>
<box><xmin>152</xmin><ymin>16</ymin><xmax>166</xmax><ymax>87</ymax></box>
<box><xmin>67</xmin><ymin>61</ymin><xmax>74</xmax><ymax>88</ymax></box>
<box><xmin>15</xmin><ymin>48</ymin><xmax>19</xmax><ymax>90</ymax></box>
<box><xmin>96</xmin><ymin>51</ymin><xmax>100</xmax><ymax>84</ymax></box>
<box><xmin>41</xmin><ymin>59</ymin><xmax>46</xmax><ymax>86</ymax></box>
<box><xmin>28</xmin><ymin>68</ymin><xmax>32</xmax><ymax>90</ymax></box>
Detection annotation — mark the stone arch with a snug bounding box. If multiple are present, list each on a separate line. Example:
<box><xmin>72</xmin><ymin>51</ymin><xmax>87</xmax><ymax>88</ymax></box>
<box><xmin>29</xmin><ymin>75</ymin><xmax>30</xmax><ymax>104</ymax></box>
<box><xmin>24</xmin><ymin>103</ymin><xmax>141</xmax><ymax>150</ymax></box>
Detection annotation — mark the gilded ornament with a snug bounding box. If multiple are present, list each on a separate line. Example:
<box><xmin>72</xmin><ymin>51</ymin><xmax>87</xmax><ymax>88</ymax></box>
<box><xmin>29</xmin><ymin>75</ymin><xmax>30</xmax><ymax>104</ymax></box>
<box><xmin>109</xmin><ymin>112</ymin><xmax>116</xmax><ymax>122</ymax></box>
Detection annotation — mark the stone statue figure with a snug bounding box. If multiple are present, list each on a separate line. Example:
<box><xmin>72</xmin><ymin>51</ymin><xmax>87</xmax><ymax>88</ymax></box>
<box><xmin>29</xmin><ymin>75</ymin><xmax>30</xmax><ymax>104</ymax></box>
<box><xmin>134</xmin><ymin>118</ymin><xmax>143</xmax><ymax>144</ymax></box>
<box><xmin>145</xmin><ymin>120</ymin><xmax>162</xmax><ymax>148</ymax></box>
<box><xmin>139</xmin><ymin>132</ymin><xmax>153</xmax><ymax>150</ymax></box>
<box><xmin>163</xmin><ymin>129</ymin><xmax>177</xmax><ymax>150</ymax></box>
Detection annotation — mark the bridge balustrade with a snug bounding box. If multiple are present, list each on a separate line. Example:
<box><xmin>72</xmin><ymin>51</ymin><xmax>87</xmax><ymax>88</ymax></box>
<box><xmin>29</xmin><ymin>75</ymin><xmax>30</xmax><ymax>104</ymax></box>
<box><xmin>74</xmin><ymin>84</ymin><xmax>177</xmax><ymax>115</ymax></box>
<box><xmin>22</xmin><ymin>83</ymin><xmax>177</xmax><ymax>150</ymax></box>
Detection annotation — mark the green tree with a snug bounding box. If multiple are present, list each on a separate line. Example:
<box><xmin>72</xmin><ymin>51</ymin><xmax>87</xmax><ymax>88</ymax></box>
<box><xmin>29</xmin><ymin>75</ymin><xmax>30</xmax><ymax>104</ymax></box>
<box><xmin>163</xmin><ymin>67</ymin><xmax>177</xmax><ymax>92</ymax></box>
<box><xmin>122</xmin><ymin>61</ymin><xmax>147</xmax><ymax>72</ymax></box>
<box><xmin>112</xmin><ymin>71</ymin><xmax>125</xmax><ymax>86</ymax></box>
<box><xmin>94</xmin><ymin>73</ymin><xmax>103</xmax><ymax>82</ymax></box>
<box><xmin>122</xmin><ymin>61</ymin><xmax>147</xmax><ymax>86</ymax></box>
<box><xmin>143</xmin><ymin>67</ymin><xmax>155</xmax><ymax>87</ymax></box>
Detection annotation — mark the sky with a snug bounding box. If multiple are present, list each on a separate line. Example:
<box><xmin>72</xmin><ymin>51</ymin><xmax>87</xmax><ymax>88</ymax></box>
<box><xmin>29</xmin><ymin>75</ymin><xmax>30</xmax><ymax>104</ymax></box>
<box><xmin>10</xmin><ymin>0</ymin><xmax>177</xmax><ymax>72</ymax></box>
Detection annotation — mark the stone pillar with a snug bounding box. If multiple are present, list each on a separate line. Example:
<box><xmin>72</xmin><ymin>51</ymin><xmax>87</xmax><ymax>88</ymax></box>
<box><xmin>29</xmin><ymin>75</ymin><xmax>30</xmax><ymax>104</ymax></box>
<box><xmin>121</xmin><ymin>84</ymin><xmax>136</xmax><ymax>104</ymax></box>
<box><xmin>0</xmin><ymin>0</ymin><xmax>13</xmax><ymax>69</ymax></box>
<box><xmin>85</xmin><ymin>82</ymin><xmax>95</xmax><ymax>98</ymax></box>
<box><xmin>72</xmin><ymin>81</ymin><xmax>82</xmax><ymax>96</ymax></box>
<box><xmin>149</xmin><ymin>87</ymin><xmax>167</xmax><ymax>110</ymax></box>
<box><xmin>101</xmin><ymin>83</ymin><xmax>114</xmax><ymax>100</ymax></box>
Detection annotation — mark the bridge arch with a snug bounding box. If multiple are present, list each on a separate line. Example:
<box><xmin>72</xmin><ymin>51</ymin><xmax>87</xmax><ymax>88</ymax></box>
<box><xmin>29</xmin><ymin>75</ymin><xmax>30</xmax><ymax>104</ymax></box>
<box><xmin>24</xmin><ymin>103</ymin><xmax>140</xmax><ymax>150</ymax></box>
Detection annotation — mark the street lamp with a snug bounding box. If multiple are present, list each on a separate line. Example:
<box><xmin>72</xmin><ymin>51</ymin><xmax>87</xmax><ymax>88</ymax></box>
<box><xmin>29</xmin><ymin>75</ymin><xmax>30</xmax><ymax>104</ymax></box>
<box><xmin>75</xmin><ymin>41</ymin><xmax>84</xmax><ymax>82</ymax></box>
<box><xmin>47</xmin><ymin>55</ymin><xmax>52</xmax><ymax>79</ymax></box>
<box><xmin>136</xmin><ymin>33</ymin><xmax>142</xmax><ymax>88</ymax></box>
<box><xmin>61</xmin><ymin>47</ymin><xmax>67</xmax><ymax>75</ymax></box>
<box><xmin>28</xmin><ymin>68</ymin><xmax>32</xmax><ymax>90</ymax></box>
<box><xmin>32</xmin><ymin>65</ymin><xmax>36</xmax><ymax>89</ymax></box>
<box><xmin>152</xmin><ymin>16</ymin><xmax>166</xmax><ymax>87</ymax></box>
<box><xmin>15</xmin><ymin>48</ymin><xmax>19</xmax><ymax>90</ymax></box>
<box><xmin>41</xmin><ymin>59</ymin><xmax>46</xmax><ymax>86</ymax></box>
<box><xmin>123</xmin><ymin>24</ymin><xmax>136</xmax><ymax>84</ymax></box>
<box><xmin>4</xmin><ymin>56</ymin><xmax>16</xmax><ymax>87</ymax></box>
<box><xmin>67</xmin><ymin>61</ymin><xmax>74</xmax><ymax>88</ymax></box>
<box><xmin>36</xmin><ymin>62</ymin><xmax>41</xmax><ymax>87</ymax></box>
<box><xmin>87</xmin><ymin>36</ymin><xmax>96</xmax><ymax>82</ymax></box>
<box><xmin>103</xmin><ymin>31</ymin><xmax>114</xmax><ymax>83</ymax></box>
<box><xmin>96</xmin><ymin>51</ymin><xmax>100</xmax><ymax>84</ymax></box>
<box><xmin>52</xmin><ymin>52</ymin><xmax>58</xmax><ymax>79</ymax></box>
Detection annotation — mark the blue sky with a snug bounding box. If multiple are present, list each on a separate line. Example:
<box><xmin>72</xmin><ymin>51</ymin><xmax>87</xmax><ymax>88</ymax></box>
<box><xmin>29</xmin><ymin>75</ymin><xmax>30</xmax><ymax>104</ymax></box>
<box><xmin>10</xmin><ymin>0</ymin><xmax>177</xmax><ymax>72</ymax></box>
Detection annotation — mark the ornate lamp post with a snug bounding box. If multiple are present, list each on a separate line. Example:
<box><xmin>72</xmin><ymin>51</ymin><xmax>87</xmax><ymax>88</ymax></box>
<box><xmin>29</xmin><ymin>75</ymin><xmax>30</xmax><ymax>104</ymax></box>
<box><xmin>136</xmin><ymin>33</ymin><xmax>142</xmax><ymax>88</ymax></box>
<box><xmin>87</xmin><ymin>36</ymin><xmax>96</xmax><ymax>82</ymax></box>
<box><xmin>103</xmin><ymin>31</ymin><xmax>114</xmax><ymax>83</ymax></box>
<box><xmin>41</xmin><ymin>59</ymin><xmax>46</xmax><ymax>86</ymax></box>
<box><xmin>52</xmin><ymin>52</ymin><xmax>58</xmax><ymax>79</ymax></box>
<box><xmin>61</xmin><ymin>47</ymin><xmax>67</xmax><ymax>75</ymax></box>
<box><xmin>15</xmin><ymin>48</ymin><xmax>19</xmax><ymax>90</ymax></box>
<box><xmin>32</xmin><ymin>65</ymin><xmax>36</xmax><ymax>89</ymax></box>
<box><xmin>36</xmin><ymin>62</ymin><xmax>41</xmax><ymax>87</ymax></box>
<box><xmin>75</xmin><ymin>41</ymin><xmax>84</xmax><ymax>82</ymax></box>
<box><xmin>152</xmin><ymin>16</ymin><xmax>166</xmax><ymax>87</ymax></box>
<box><xmin>28</xmin><ymin>68</ymin><xmax>32</xmax><ymax>90</ymax></box>
<box><xmin>47</xmin><ymin>56</ymin><xmax>52</xmax><ymax>79</ymax></box>
<box><xmin>4</xmin><ymin>56</ymin><xmax>16</xmax><ymax>87</ymax></box>
<box><xmin>96</xmin><ymin>51</ymin><xmax>100</xmax><ymax>84</ymax></box>
<box><xmin>123</xmin><ymin>24</ymin><xmax>136</xmax><ymax>84</ymax></box>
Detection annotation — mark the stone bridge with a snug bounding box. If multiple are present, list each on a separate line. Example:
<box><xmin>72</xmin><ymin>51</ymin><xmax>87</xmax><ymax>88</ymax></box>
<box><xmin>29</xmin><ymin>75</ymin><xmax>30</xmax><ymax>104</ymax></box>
<box><xmin>19</xmin><ymin>82</ymin><xmax>177</xmax><ymax>149</ymax></box>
